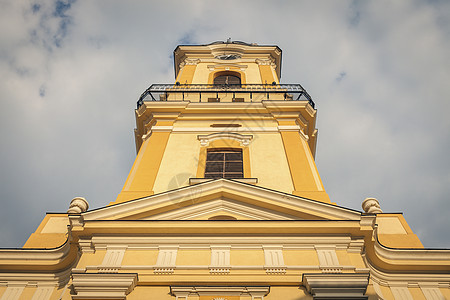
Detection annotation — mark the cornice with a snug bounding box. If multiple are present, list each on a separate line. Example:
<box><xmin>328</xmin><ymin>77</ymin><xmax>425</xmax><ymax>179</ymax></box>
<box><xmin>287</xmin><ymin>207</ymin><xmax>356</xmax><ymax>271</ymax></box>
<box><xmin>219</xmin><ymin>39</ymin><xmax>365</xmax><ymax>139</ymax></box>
<box><xmin>0</xmin><ymin>239</ymin><xmax>78</xmax><ymax>272</ymax></box>
<box><xmin>365</xmin><ymin>253</ymin><xmax>450</xmax><ymax>287</ymax></box>
<box><xmin>81</xmin><ymin>179</ymin><xmax>361</xmax><ymax>221</ymax></box>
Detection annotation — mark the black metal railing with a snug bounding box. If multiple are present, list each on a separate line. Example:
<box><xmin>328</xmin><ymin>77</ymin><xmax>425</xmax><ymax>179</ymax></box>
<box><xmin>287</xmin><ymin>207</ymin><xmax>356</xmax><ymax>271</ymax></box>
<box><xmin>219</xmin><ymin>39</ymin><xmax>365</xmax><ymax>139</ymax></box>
<box><xmin>137</xmin><ymin>83</ymin><xmax>315</xmax><ymax>109</ymax></box>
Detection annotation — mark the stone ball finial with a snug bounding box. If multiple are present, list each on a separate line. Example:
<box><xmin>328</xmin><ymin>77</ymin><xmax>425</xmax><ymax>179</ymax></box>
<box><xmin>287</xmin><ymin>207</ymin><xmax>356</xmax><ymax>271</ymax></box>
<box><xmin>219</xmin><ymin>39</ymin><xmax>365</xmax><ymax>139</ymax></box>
<box><xmin>67</xmin><ymin>197</ymin><xmax>89</xmax><ymax>214</ymax></box>
<box><xmin>362</xmin><ymin>197</ymin><xmax>383</xmax><ymax>214</ymax></box>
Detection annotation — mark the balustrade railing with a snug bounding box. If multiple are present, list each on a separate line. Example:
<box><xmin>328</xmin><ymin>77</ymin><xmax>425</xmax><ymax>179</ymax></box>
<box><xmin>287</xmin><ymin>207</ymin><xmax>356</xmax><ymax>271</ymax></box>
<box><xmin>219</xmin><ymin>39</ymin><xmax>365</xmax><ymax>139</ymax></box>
<box><xmin>137</xmin><ymin>83</ymin><xmax>314</xmax><ymax>108</ymax></box>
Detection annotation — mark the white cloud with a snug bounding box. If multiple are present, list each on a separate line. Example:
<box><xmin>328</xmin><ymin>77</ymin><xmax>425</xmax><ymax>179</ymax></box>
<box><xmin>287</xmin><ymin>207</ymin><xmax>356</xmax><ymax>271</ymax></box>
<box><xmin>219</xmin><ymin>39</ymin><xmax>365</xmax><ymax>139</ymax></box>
<box><xmin>0</xmin><ymin>0</ymin><xmax>449</xmax><ymax>247</ymax></box>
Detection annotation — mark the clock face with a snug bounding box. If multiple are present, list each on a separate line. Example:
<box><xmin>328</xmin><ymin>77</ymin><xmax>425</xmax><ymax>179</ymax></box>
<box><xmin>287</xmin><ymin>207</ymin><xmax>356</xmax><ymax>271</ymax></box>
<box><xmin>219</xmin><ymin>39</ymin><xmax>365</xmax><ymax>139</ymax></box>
<box><xmin>215</xmin><ymin>54</ymin><xmax>241</xmax><ymax>60</ymax></box>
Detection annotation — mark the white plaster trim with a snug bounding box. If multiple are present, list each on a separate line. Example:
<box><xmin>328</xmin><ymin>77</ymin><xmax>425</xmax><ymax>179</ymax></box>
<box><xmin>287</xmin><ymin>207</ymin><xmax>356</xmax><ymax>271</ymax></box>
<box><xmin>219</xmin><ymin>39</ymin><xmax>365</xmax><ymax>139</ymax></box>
<box><xmin>142</xmin><ymin>198</ymin><xmax>298</xmax><ymax>221</ymax></box>
<box><xmin>154</xmin><ymin>246</ymin><xmax>178</xmax><ymax>274</ymax></box>
<box><xmin>0</xmin><ymin>269</ymin><xmax>71</xmax><ymax>286</ymax></box>
<box><xmin>391</xmin><ymin>286</ymin><xmax>414</xmax><ymax>300</ymax></box>
<box><xmin>190</xmin><ymin>178</ymin><xmax>258</xmax><ymax>185</ymax></box>
<box><xmin>99</xmin><ymin>246</ymin><xmax>126</xmax><ymax>273</ymax></box>
<box><xmin>419</xmin><ymin>284</ymin><xmax>445</xmax><ymax>300</ymax></box>
<box><xmin>207</xmin><ymin>64</ymin><xmax>248</xmax><ymax>71</ymax></box>
<box><xmin>372</xmin><ymin>281</ymin><xmax>385</xmax><ymax>300</ymax></box>
<box><xmin>302</xmin><ymin>273</ymin><xmax>370</xmax><ymax>299</ymax></box>
<box><xmin>315</xmin><ymin>246</ymin><xmax>342</xmax><ymax>273</ymax></box>
<box><xmin>151</xmin><ymin>126</ymin><xmax>173</xmax><ymax>132</ymax></box>
<box><xmin>71</xmin><ymin>272</ymin><xmax>137</xmax><ymax>300</ymax></box>
<box><xmin>170</xmin><ymin>286</ymin><xmax>270</xmax><ymax>299</ymax></box>
<box><xmin>31</xmin><ymin>286</ymin><xmax>54</xmax><ymax>300</ymax></box>
<box><xmin>78</xmin><ymin>263</ymin><xmax>359</xmax><ymax>274</ymax></box>
<box><xmin>263</xmin><ymin>246</ymin><xmax>286</xmax><ymax>274</ymax></box>
<box><xmin>0</xmin><ymin>285</ymin><xmax>25</xmax><ymax>300</ymax></box>
<box><xmin>172</xmin><ymin>127</ymin><xmax>279</xmax><ymax>133</ymax></box>
<box><xmin>83</xmin><ymin>179</ymin><xmax>361</xmax><ymax>221</ymax></box>
<box><xmin>197</xmin><ymin>132</ymin><xmax>253</xmax><ymax>146</ymax></box>
<box><xmin>88</xmin><ymin>235</ymin><xmax>355</xmax><ymax>250</ymax></box>
<box><xmin>277</xmin><ymin>125</ymin><xmax>301</xmax><ymax>131</ymax></box>
<box><xmin>210</xmin><ymin>246</ymin><xmax>230</xmax><ymax>274</ymax></box>
<box><xmin>0</xmin><ymin>242</ymin><xmax>71</xmax><ymax>261</ymax></box>
<box><xmin>362</xmin><ymin>253</ymin><xmax>450</xmax><ymax>287</ymax></box>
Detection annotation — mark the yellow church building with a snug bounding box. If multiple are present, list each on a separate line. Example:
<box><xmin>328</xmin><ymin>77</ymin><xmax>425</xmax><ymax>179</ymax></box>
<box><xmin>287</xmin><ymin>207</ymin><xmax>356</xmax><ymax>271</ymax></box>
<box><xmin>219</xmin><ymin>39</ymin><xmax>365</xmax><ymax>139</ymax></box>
<box><xmin>1</xmin><ymin>41</ymin><xmax>449</xmax><ymax>300</ymax></box>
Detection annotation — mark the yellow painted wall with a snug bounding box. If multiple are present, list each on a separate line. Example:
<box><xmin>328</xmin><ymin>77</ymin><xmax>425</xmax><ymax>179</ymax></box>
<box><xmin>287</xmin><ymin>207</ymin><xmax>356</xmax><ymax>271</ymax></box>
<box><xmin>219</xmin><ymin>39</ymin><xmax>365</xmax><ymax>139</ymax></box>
<box><xmin>190</xmin><ymin>62</ymin><xmax>263</xmax><ymax>85</ymax></box>
<box><xmin>151</xmin><ymin>122</ymin><xmax>298</xmax><ymax>194</ymax></box>
<box><xmin>51</xmin><ymin>285</ymin><xmax>70</xmax><ymax>300</ymax></box>
<box><xmin>75</xmin><ymin>250</ymin><xmax>106</xmax><ymax>269</ymax></box>
<box><xmin>23</xmin><ymin>214</ymin><xmax>69</xmax><ymax>248</ymax></box>
<box><xmin>283</xmin><ymin>250</ymin><xmax>319</xmax><ymax>266</ymax></box>
<box><xmin>249</xmin><ymin>133</ymin><xmax>294</xmax><ymax>193</ymax></box>
<box><xmin>376</xmin><ymin>214</ymin><xmax>424</xmax><ymax>248</ymax></box>
<box><xmin>245</xmin><ymin>63</ymin><xmax>263</xmax><ymax>84</ymax></box>
<box><xmin>176</xmin><ymin>249</ymin><xmax>211</xmax><ymax>265</ymax></box>
<box><xmin>265</xmin><ymin>286</ymin><xmax>310</xmax><ymax>299</ymax></box>
<box><xmin>18</xmin><ymin>287</ymin><xmax>36</xmax><ymax>300</ymax></box>
<box><xmin>347</xmin><ymin>252</ymin><xmax>366</xmax><ymax>269</ymax></box>
<box><xmin>153</xmin><ymin>133</ymin><xmax>201</xmax><ymax>194</ymax></box>
<box><xmin>122</xmin><ymin>250</ymin><xmax>159</xmax><ymax>265</ymax></box>
<box><xmin>128</xmin><ymin>286</ymin><xmax>173</xmax><ymax>300</ymax></box>
<box><xmin>115</xmin><ymin>129</ymin><xmax>172</xmax><ymax>203</ymax></box>
<box><xmin>176</xmin><ymin>65</ymin><xmax>196</xmax><ymax>84</ymax></box>
<box><xmin>259</xmin><ymin>65</ymin><xmax>275</xmax><ymax>84</ymax></box>
<box><xmin>231</xmin><ymin>250</ymin><xmax>264</xmax><ymax>266</ymax></box>
<box><xmin>191</xmin><ymin>63</ymin><xmax>211</xmax><ymax>84</ymax></box>
<box><xmin>409</xmin><ymin>287</ymin><xmax>427</xmax><ymax>300</ymax></box>
<box><xmin>440</xmin><ymin>288</ymin><xmax>450</xmax><ymax>299</ymax></box>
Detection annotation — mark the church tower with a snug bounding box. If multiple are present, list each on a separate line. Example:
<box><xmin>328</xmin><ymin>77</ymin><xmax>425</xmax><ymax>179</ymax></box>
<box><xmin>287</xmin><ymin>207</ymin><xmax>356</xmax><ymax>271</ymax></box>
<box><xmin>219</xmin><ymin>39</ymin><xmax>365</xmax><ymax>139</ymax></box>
<box><xmin>1</xmin><ymin>41</ymin><xmax>449</xmax><ymax>300</ymax></box>
<box><xmin>115</xmin><ymin>41</ymin><xmax>329</xmax><ymax>205</ymax></box>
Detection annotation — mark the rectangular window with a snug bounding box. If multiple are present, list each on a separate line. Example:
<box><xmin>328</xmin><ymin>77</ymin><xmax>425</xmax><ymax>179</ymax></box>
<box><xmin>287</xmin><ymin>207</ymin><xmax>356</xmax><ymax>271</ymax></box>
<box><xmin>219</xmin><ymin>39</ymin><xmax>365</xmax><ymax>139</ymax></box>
<box><xmin>205</xmin><ymin>149</ymin><xmax>243</xmax><ymax>179</ymax></box>
<box><xmin>208</xmin><ymin>98</ymin><xmax>220</xmax><ymax>102</ymax></box>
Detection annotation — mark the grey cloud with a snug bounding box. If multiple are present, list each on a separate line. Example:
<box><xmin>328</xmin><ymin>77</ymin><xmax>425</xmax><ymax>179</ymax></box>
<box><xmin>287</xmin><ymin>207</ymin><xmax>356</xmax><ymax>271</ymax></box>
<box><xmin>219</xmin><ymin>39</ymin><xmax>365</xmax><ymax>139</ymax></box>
<box><xmin>0</xmin><ymin>0</ymin><xmax>449</xmax><ymax>248</ymax></box>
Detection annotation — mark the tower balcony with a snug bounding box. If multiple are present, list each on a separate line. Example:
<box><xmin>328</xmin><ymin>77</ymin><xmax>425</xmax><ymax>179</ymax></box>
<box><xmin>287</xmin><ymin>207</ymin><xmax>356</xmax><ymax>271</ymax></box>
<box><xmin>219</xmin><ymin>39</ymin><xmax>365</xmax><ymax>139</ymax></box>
<box><xmin>137</xmin><ymin>83</ymin><xmax>315</xmax><ymax>109</ymax></box>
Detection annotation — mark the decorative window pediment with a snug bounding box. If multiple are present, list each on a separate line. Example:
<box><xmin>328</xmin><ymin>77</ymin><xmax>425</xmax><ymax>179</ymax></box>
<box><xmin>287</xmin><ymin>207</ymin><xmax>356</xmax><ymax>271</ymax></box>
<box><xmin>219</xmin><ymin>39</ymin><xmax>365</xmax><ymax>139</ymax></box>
<box><xmin>197</xmin><ymin>132</ymin><xmax>253</xmax><ymax>147</ymax></box>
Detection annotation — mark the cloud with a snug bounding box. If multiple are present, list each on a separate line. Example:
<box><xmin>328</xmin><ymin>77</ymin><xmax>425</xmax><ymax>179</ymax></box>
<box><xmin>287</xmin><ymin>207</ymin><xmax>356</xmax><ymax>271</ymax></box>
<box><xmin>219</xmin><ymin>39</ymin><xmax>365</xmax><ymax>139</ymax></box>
<box><xmin>0</xmin><ymin>0</ymin><xmax>449</xmax><ymax>248</ymax></box>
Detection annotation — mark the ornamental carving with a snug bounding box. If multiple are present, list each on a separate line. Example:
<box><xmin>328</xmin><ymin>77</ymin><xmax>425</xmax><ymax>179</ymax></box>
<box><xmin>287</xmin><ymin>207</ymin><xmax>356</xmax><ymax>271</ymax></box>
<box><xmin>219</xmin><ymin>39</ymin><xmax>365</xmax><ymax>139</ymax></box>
<box><xmin>179</xmin><ymin>58</ymin><xmax>200</xmax><ymax>68</ymax></box>
<box><xmin>67</xmin><ymin>197</ymin><xmax>89</xmax><ymax>214</ymax></box>
<box><xmin>197</xmin><ymin>132</ymin><xmax>253</xmax><ymax>147</ymax></box>
<box><xmin>255</xmin><ymin>58</ymin><xmax>276</xmax><ymax>67</ymax></box>
<box><xmin>362</xmin><ymin>197</ymin><xmax>383</xmax><ymax>214</ymax></box>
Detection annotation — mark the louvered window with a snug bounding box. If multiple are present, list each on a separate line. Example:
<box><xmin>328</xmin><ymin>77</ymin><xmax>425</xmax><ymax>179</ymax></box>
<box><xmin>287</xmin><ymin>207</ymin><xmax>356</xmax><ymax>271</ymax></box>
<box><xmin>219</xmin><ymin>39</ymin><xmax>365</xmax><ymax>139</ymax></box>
<box><xmin>214</xmin><ymin>75</ymin><xmax>241</xmax><ymax>86</ymax></box>
<box><xmin>204</xmin><ymin>149</ymin><xmax>243</xmax><ymax>179</ymax></box>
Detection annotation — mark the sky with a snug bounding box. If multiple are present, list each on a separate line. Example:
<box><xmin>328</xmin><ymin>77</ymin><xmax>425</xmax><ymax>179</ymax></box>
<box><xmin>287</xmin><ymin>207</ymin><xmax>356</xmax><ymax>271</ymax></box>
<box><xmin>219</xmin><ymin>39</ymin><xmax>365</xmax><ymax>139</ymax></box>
<box><xmin>0</xmin><ymin>0</ymin><xmax>449</xmax><ymax>248</ymax></box>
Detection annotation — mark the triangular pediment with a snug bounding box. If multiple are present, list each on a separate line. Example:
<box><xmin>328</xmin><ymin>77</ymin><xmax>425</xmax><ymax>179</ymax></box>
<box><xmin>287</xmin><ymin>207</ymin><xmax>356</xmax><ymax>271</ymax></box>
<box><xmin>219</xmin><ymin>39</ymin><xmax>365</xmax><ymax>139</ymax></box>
<box><xmin>83</xmin><ymin>179</ymin><xmax>361</xmax><ymax>221</ymax></box>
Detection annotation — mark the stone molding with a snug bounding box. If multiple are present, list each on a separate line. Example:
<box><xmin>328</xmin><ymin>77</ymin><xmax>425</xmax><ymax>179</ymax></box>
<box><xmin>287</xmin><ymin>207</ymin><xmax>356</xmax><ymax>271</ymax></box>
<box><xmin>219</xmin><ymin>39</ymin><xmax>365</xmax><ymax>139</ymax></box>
<box><xmin>179</xmin><ymin>58</ymin><xmax>200</xmax><ymax>68</ymax></box>
<box><xmin>302</xmin><ymin>273</ymin><xmax>370</xmax><ymax>299</ymax></box>
<box><xmin>82</xmin><ymin>179</ymin><xmax>362</xmax><ymax>221</ymax></box>
<box><xmin>170</xmin><ymin>286</ymin><xmax>270</xmax><ymax>299</ymax></box>
<box><xmin>255</xmin><ymin>58</ymin><xmax>276</xmax><ymax>67</ymax></box>
<box><xmin>154</xmin><ymin>246</ymin><xmax>178</xmax><ymax>274</ymax></box>
<box><xmin>197</xmin><ymin>132</ymin><xmax>253</xmax><ymax>147</ymax></box>
<box><xmin>99</xmin><ymin>246</ymin><xmax>127</xmax><ymax>273</ymax></box>
<box><xmin>362</xmin><ymin>198</ymin><xmax>382</xmax><ymax>214</ymax></box>
<box><xmin>263</xmin><ymin>246</ymin><xmax>286</xmax><ymax>275</ymax></box>
<box><xmin>71</xmin><ymin>272</ymin><xmax>138</xmax><ymax>300</ymax></box>
<box><xmin>209</xmin><ymin>246</ymin><xmax>231</xmax><ymax>274</ymax></box>
<box><xmin>67</xmin><ymin>197</ymin><xmax>89</xmax><ymax>214</ymax></box>
<box><xmin>189</xmin><ymin>178</ymin><xmax>258</xmax><ymax>185</ymax></box>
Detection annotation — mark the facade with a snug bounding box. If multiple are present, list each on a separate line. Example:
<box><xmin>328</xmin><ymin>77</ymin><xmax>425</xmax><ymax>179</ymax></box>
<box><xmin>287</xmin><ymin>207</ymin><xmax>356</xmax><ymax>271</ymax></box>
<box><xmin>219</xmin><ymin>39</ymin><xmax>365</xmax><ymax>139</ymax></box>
<box><xmin>1</xmin><ymin>41</ymin><xmax>449</xmax><ymax>300</ymax></box>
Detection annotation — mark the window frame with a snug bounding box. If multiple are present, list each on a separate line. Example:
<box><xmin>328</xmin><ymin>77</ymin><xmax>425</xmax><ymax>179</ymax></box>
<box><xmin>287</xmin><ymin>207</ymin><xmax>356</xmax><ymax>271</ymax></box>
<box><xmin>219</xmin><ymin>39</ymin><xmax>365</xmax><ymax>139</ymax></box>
<box><xmin>204</xmin><ymin>148</ymin><xmax>244</xmax><ymax>179</ymax></box>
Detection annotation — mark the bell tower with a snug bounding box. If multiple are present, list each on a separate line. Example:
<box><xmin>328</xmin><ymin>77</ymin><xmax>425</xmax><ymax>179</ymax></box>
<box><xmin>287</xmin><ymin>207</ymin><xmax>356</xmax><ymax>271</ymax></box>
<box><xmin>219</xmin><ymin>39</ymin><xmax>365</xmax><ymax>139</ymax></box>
<box><xmin>3</xmin><ymin>41</ymin><xmax>448</xmax><ymax>300</ymax></box>
<box><xmin>113</xmin><ymin>41</ymin><xmax>330</xmax><ymax>204</ymax></box>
